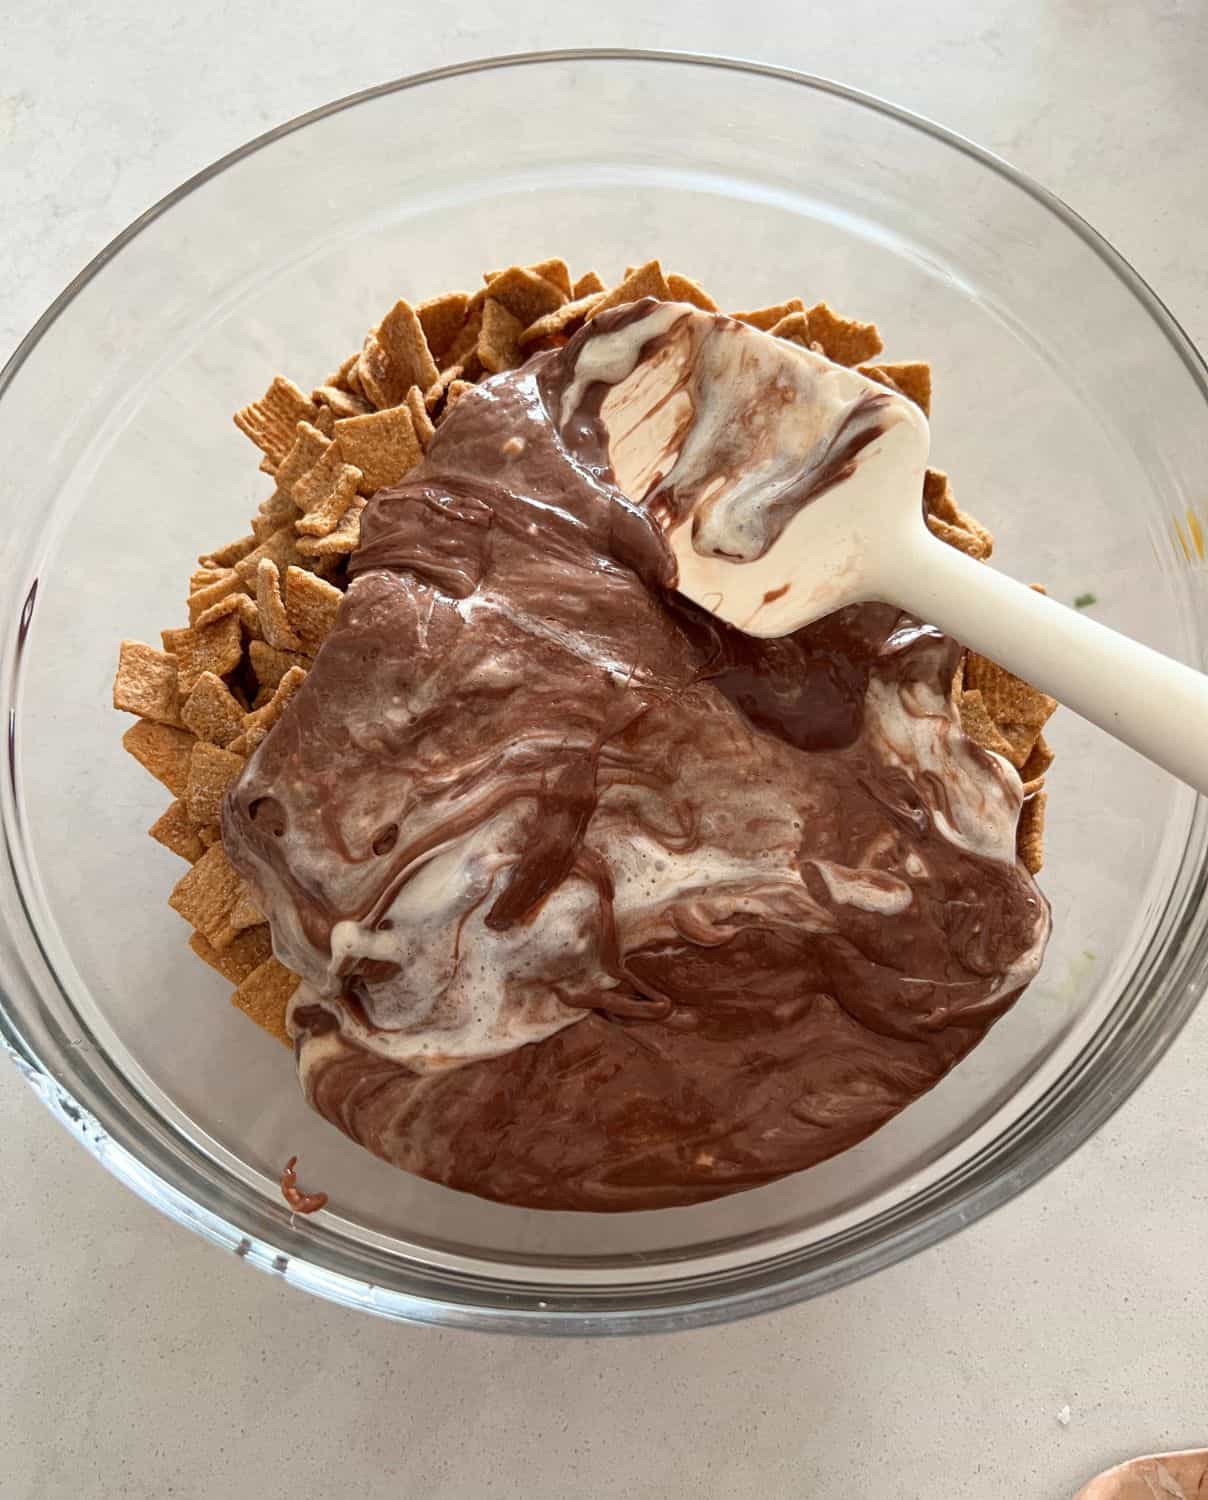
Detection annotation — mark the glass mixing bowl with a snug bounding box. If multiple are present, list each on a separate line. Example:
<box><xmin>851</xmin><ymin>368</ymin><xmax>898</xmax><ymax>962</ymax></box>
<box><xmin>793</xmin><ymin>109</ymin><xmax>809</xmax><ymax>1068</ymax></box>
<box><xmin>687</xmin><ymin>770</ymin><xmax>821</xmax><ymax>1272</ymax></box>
<box><xmin>3</xmin><ymin>51</ymin><xmax>1207</xmax><ymax>1335</ymax></box>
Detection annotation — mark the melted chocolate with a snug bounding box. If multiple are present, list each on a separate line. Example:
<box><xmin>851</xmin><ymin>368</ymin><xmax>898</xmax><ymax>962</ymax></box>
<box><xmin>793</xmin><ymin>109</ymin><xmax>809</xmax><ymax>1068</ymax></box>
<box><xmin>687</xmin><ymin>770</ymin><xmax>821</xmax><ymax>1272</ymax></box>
<box><xmin>279</xmin><ymin>1155</ymin><xmax>328</xmax><ymax>1214</ymax></box>
<box><xmin>223</xmin><ymin>303</ymin><xmax>1049</xmax><ymax>1212</ymax></box>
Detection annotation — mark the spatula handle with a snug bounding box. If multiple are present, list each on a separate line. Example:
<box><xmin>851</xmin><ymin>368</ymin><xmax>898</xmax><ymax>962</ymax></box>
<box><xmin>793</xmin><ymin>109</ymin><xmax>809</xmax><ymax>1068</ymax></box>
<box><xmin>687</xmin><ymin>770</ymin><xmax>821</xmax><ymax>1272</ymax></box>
<box><xmin>883</xmin><ymin>531</ymin><xmax>1208</xmax><ymax>796</ymax></box>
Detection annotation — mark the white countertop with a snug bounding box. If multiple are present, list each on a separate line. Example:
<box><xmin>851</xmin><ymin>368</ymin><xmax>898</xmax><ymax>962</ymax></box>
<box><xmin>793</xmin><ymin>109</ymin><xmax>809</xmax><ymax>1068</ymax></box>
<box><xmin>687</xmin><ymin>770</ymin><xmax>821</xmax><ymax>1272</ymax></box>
<box><xmin>4</xmin><ymin>4</ymin><xmax>1207</xmax><ymax>1496</ymax></box>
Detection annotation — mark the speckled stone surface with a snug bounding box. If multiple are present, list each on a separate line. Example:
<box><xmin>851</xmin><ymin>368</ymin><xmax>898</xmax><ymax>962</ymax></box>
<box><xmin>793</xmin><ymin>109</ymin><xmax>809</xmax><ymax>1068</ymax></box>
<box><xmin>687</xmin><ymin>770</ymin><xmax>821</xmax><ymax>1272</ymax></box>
<box><xmin>3</xmin><ymin>4</ymin><xmax>1207</xmax><ymax>1496</ymax></box>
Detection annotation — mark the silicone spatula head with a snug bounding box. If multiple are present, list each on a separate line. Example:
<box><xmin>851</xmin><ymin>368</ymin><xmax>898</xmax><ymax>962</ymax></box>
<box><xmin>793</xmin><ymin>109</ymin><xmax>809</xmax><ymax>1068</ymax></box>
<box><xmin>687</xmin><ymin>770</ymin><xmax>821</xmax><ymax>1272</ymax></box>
<box><xmin>558</xmin><ymin>299</ymin><xmax>1208</xmax><ymax>799</ymax></box>
<box><xmin>571</xmin><ymin>299</ymin><xmax>931</xmax><ymax>636</ymax></box>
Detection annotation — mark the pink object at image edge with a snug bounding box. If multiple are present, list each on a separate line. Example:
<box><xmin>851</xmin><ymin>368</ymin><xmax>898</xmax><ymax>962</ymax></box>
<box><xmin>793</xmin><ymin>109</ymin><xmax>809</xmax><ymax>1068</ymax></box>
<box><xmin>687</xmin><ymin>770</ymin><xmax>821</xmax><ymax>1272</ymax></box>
<box><xmin>1073</xmin><ymin>1449</ymin><xmax>1208</xmax><ymax>1498</ymax></box>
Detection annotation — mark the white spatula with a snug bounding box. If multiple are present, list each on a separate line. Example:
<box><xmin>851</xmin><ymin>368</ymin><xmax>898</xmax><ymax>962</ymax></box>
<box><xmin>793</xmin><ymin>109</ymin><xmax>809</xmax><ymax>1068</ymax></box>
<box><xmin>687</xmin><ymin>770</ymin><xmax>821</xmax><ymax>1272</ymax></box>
<box><xmin>596</xmin><ymin>302</ymin><xmax>1208</xmax><ymax>796</ymax></box>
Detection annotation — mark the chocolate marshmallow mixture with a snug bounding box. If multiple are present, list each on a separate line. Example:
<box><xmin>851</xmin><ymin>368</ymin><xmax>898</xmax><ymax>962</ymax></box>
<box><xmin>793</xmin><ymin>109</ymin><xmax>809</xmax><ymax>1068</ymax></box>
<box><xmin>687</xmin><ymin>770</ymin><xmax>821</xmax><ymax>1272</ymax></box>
<box><xmin>223</xmin><ymin>301</ymin><xmax>1049</xmax><ymax>1211</ymax></box>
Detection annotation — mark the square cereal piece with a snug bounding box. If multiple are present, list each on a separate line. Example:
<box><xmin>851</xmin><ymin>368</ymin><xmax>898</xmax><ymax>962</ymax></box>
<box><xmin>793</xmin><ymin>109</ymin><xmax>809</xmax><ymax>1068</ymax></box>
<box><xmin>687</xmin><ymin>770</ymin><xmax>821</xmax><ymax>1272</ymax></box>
<box><xmin>162</xmin><ymin>612</ymin><xmax>244</xmax><ymax>695</ymax></box>
<box><xmin>519</xmin><ymin>291</ymin><xmax>604</xmax><ymax>347</ymax></box>
<box><xmin>922</xmin><ymin>468</ymin><xmax>958</xmax><ymax>524</ymax></box>
<box><xmin>586</xmin><ymin>260</ymin><xmax>672</xmax><ymax>320</ymax></box>
<box><xmin>202</xmin><ymin>534</ymin><xmax>256</xmax><ymax>569</ymax></box>
<box><xmin>191</xmin><ymin>565</ymin><xmax>230</xmax><ymax>592</ymax></box>
<box><xmin>923</xmin><ymin>469</ymin><xmax>993</xmax><ymax>561</ymax></box>
<box><xmin>187</xmin><ymin>568</ymin><xmax>241</xmax><ymax>624</ymax></box>
<box><xmin>482</xmin><ymin>266</ymin><xmax>566</xmax><ymax>326</ymax></box>
<box><xmin>358</xmin><ymin>299</ymin><xmax>440</xmax><ymax>408</ymax></box>
<box><xmin>290</xmin><ymin>443</ymin><xmax>354</xmax><ymax>508</ymax></box>
<box><xmin>113</xmin><ymin>641</ymin><xmax>182</xmax><ymax>726</ymax></box>
<box><xmin>355</xmin><ymin>335</ymin><xmax>395</xmax><ymax>410</ymax></box>
<box><xmin>963</xmin><ymin>653</ymin><xmax>1057</xmax><ymax>768</ymax></box>
<box><xmin>961</xmin><ymin>513</ymin><xmax>994</xmax><ymax>560</ymax></box>
<box><xmin>666</xmin><ymin>273</ymin><xmax>717</xmax><ymax>311</ymax></box>
<box><xmin>478</xmin><ymin>299</ymin><xmax>525</xmax><ymax>374</ymax></box>
<box><xmin>234</xmin><ymin>524</ymin><xmax>306</xmax><ymax>587</ymax></box>
<box><xmin>312</xmin><ymin>384</ymin><xmax>371</xmax><ymax>420</ymax></box>
<box><xmin>527</xmin><ymin>258</ymin><xmax>572</xmax><ymax>297</ymax></box>
<box><xmin>237</xmin><ymin>663</ymin><xmax>309</xmax><ymax>752</ymax></box>
<box><xmin>378</xmin><ymin>297</ymin><xmax>441</xmax><ymax>390</ymax></box>
<box><xmin>181</xmin><ymin>671</ymin><xmax>245</xmax><ymax>747</ymax></box>
<box><xmin>444</xmin><ymin>301</ymin><xmax>485</xmax><ymax>369</ymax></box>
<box><xmin>769</xmin><ymin>311</ymin><xmax>812</xmax><ymax>348</ymax></box>
<box><xmin>926</xmin><ymin>513</ymin><xmax>992</xmax><ymax>562</ymax></box>
<box><xmin>344</xmin><ymin>356</ymin><xmax>367</xmax><ymax>399</ymax></box>
<box><xmin>255</xmin><ymin>558</ymin><xmax>302</xmax><ymax>651</ymax></box>
<box><xmin>252</xmin><ymin>484</ymin><xmax>301</xmax><ymax>541</ymax></box>
<box><xmin>189</xmin><ymin>926</ymin><xmax>273</xmax><ymax>985</ymax></box>
<box><xmin>184</xmin><ymin>741</ymin><xmax>246</xmax><ymax>826</ymax></box>
<box><xmin>424</xmin><ymin>364</ymin><xmax>464</xmax><ymax>411</ymax></box>
<box><xmin>858</xmin><ymin>361</ymin><xmax>932</xmax><ymax>417</ymax></box>
<box><xmin>442</xmin><ymin>379</ymin><xmax>476</xmax><ymax>416</ymax></box>
<box><xmin>231</xmin><ymin>956</ymin><xmax>298</xmax><ymax>1045</ymax></box>
<box><xmin>952</xmin><ymin>504</ymin><xmax>993</xmax><ymax>561</ymax></box>
<box><xmin>732</xmin><ymin>298</ymin><xmax>804</xmax><ymax>331</ymax></box>
<box><xmin>254</xmin><ymin>475</ymin><xmax>303</xmax><ymax>530</ymax></box>
<box><xmin>295</xmin><ymin>499</ymin><xmax>365</xmax><ymax>557</ymax></box>
<box><xmin>233</xmin><ymin>376</ymin><xmax>318</xmax><ymax>467</ymax></box>
<box><xmin>191</xmin><ymin>592</ymin><xmax>263</xmax><ymax>639</ymax></box>
<box><xmin>958</xmin><ymin>689</ymin><xmax>1016</xmax><ymax>763</ymax></box>
<box><xmin>283</xmin><ymin>566</ymin><xmax>342</xmax><ymax>649</ymax></box>
<box><xmin>572</xmin><ymin>270</ymin><xmax>606</xmax><ymax>298</ymax></box>
<box><xmin>292</xmin><ymin>447</ymin><xmax>362</xmax><ymax>536</ymax></box>
<box><xmin>405</xmin><ymin>385</ymin><xmax>436</xmax><ymax>447</ymax></box>
<box><xmin>1018</xmin><ymin>789</ymin><xmax>1048</xmax><ymax>874</ymax></box>
<box><xmin>417</xmin><ymin>291</ymin><xmax>470</xmax><ymax>363</ymax></box>
<box><xmin>1020</xmin><ymin>734</ymin><xmax>1055</xmax><ymax>784</ymax></box>
<box><xmin>274</xmin><ymin>420</ymin><xmax>332</xmax><ymax>496</ymax></box>
<box><xmin>255</xmin><ymin>558</ymin><xmax>298</xmax><ymax>651</ymax></box>
<box><xmin>168</xmin><ymin>842</ymin><xmax>245</xmax><ymax>949</ymax></box>
<box><xmin>327</xmin><ymin>352</ymin><xmax>361</xmax><ymax>392</ymax></box>
<box><xmin>335</xmin><ymin>405</ymin><xmax>423</xmax><ymax>494</ymax></box>
<box><xmin>248</xmin><ymin>639</ymin><xmax>312</xmax><ymax>691</ymax></box>
<box><xmin>230</xmin><ymin>887</ymin><xmax>264</xmax><ymax>932</ymax></box>
<box><xmin>122</xmin><ymin>720</ymin><xmax>196</xmax><ymax>797</ymax></box>
<box><xmin>148</xmin><ymin>800</ymin><xmax>206</xmax><ymax>863</ymax></box>
<box><xmin>804</xmin><ymin>302</ymin><xmax>883</xmax><ymax>365</ymax></box>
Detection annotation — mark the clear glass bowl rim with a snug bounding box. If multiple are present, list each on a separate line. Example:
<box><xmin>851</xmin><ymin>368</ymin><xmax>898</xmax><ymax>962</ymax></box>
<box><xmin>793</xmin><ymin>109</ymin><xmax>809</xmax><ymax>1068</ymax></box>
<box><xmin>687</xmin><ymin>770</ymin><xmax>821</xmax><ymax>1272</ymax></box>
<box><xmin>2</xmin><ymin>47</ymin><xmax>1207</xmax><ymax>1336</ymax></box>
